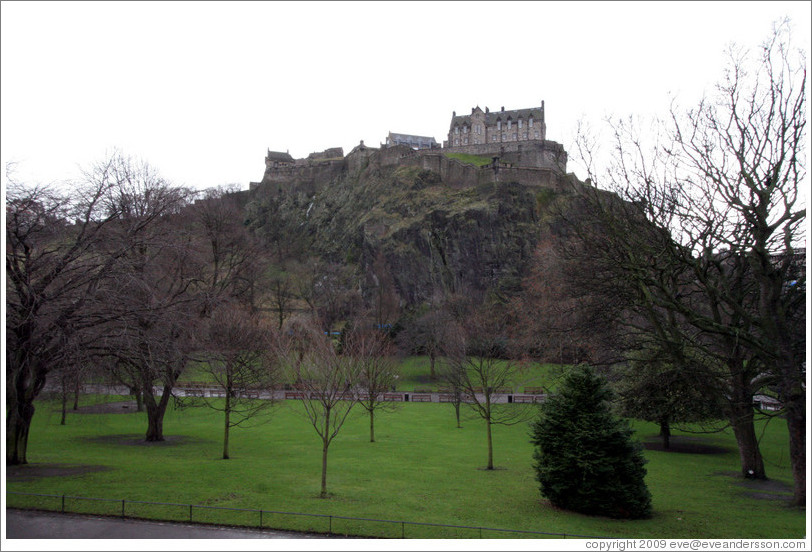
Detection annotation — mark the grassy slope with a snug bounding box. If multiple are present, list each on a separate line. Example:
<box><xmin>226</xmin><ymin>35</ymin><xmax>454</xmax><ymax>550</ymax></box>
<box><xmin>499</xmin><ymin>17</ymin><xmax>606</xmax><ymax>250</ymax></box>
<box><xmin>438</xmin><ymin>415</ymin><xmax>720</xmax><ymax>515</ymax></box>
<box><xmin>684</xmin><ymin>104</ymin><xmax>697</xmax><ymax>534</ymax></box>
<box><xmin>7</xmin><ymin>382</ymin><xmax>803</xmax><ymax>539</ymax></box>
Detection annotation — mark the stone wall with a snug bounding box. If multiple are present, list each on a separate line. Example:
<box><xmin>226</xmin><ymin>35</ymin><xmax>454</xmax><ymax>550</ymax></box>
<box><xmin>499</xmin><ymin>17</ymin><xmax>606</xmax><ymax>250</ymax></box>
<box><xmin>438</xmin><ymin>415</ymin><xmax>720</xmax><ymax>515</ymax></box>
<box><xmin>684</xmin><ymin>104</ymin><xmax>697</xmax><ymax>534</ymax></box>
<box><xmin>443</xmin><ymin>140</ymin><xmax>567</xmax><ymax>173</ymax></box>
<box><xmin>253</xmin><ymin>140</ymin><xmax>571</xmax><ymax>195</ymax></box>
<box><xmin>307</xmin><ymin>147</ymin><xmax>344</xmax><ymax>161</ymax></box>
<box><xmin>251</xmin><ymin>158</ymin><xmax>346</xmax><ymax>195</ymax></box>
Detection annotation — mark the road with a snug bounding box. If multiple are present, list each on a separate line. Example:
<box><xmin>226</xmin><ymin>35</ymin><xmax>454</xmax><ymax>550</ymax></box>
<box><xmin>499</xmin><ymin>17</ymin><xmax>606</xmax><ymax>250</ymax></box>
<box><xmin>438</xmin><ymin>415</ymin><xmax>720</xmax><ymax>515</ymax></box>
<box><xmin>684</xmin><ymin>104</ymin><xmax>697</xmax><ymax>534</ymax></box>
<box><xmin>4</xmin><ymin>509</ymin><xmax>335</xmax><ymax>539</ymax></box>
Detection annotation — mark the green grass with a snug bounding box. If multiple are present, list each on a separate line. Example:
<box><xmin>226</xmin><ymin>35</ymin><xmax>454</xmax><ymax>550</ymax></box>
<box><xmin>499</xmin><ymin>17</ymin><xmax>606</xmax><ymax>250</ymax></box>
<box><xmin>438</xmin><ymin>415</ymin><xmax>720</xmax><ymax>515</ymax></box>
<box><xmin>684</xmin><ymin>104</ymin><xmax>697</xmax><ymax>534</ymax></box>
<box><xmin>396</xmin><ymin>356</ymin><xmax>562</xmax><ymax>392</ymax></box>
<box><xmin>444</xmin><ymin>152</ymin><xmax>494</xmax><ymax>167</ymax></box>
<box><xmin>7</xmin><ymin>383</ymin><xmax>804</xmax><ymax>539</ymax></box>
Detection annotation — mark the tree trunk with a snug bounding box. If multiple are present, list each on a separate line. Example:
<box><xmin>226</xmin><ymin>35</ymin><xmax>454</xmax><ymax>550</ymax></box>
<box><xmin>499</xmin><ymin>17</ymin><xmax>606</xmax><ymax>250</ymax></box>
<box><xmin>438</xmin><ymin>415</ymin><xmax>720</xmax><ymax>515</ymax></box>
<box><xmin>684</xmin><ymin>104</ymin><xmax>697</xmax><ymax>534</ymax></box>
<box><xmin>369</xmin><ymin>409</ymin><xmax>375</xmax><ymax>443</ymax></box>
<box><xmin>60</xmin><ymin>376</ymin><xmax>68</xmax><ymax>426</ymax></box>
<box><xmin>659</xmin><ymin>418</ymin><xmax>671</xmax><ymax>450</ymax></box>
<box><xmin>320</xmin><ymin>438</ymin><xmax>329</xmax><ymax>498</ymax></box>
<box><xmin>429</xmin><ymin>352</ymin><xmax>436</xmax><ymax>381</ymax></box>
<box><xmin>223</xmin><ymin>372</ymin><xmax>232</xmax><ymax>459</ymax></box>
<box><xmin>454</xmin><ymin>398</ymin><xmax>461</xmax><ymax>428</ymax></box>
<box><xmin>6</xmin><ymin>400</ymin><xmax>35</xmax><ymax>465</ymax></box>
<box><xmin>143</xmin><ymin>385</ymin><xmax>172</xmax><ymax>442</ymax></box>
<box><xmin>786</xmin><ymin>402</ymin><xmax>806</xmax><ymax>507</ymax></box>
<box><xmin>486</xmin><ymin>419</ymin><xmax>494</xmax><ymax>470</ymax></box>
<box><xmin>729</xmin><ymin>400</ymin><xmax>766</xmax><ymax>479</ymax></box>
<box><xmin>72</xmin><ymin>374</ymin><xmax>81</xmax><ymax>411</ymax></box>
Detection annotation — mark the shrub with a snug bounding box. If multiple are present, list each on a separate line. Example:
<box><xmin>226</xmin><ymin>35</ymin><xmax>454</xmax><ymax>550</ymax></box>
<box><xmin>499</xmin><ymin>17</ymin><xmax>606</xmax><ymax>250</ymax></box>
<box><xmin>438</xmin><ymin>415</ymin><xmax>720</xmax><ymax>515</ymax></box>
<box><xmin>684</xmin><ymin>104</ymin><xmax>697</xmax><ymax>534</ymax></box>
<box><xmin>530</xmin><ymin>365</ymin><xmax>652</xmax><ymax>519</ymax></box>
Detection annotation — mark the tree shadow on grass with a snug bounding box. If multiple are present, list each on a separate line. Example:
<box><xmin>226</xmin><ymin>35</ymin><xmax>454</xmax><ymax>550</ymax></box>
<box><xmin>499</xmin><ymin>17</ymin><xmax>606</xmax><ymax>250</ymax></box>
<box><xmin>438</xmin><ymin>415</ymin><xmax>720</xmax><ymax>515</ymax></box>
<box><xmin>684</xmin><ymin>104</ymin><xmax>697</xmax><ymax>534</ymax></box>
<box><xmin>6</xmin><ymin>463</ymin><xmax>111</xmax><ymax>481</ymax></box>
<box><xmin>641</xmin><ymin>435</ymin><xmax>731</xmax><ymax>455</ymax></box>
<box><xmin>83</xmin><ymin>434</ymin><xmax>203</xmax><ymax>446</ymax></box>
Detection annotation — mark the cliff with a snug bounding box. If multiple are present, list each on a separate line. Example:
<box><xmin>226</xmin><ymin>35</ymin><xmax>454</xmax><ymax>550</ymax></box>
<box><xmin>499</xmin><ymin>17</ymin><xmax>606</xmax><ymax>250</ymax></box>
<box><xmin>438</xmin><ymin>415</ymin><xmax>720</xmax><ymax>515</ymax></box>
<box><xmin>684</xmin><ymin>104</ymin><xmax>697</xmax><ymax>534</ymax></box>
<box><xmin>246</xmin><ymin>148</ymin><xmax>586</xmax><ymax>309</ymax></box>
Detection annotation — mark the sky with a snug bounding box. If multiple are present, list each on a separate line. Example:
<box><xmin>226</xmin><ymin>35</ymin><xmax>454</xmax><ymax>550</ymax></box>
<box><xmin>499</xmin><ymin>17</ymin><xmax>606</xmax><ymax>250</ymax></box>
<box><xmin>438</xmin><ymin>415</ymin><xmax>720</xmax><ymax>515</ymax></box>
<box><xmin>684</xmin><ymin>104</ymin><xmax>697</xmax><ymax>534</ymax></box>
<box><xmin>1</xmin><ymin>0</ymin><xmax>810</xmax><ymax>192</ymax></box>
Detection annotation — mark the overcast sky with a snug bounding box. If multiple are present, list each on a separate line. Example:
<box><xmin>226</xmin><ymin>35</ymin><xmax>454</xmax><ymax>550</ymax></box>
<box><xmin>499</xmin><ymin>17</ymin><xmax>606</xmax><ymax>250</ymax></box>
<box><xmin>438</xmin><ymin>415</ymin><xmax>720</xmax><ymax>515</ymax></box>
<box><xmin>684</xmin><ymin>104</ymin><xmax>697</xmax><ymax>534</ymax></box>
<box><xmin>2</xmin><ymin>1</ymin><xmax>810</xmax><ymax>192</ymax></box>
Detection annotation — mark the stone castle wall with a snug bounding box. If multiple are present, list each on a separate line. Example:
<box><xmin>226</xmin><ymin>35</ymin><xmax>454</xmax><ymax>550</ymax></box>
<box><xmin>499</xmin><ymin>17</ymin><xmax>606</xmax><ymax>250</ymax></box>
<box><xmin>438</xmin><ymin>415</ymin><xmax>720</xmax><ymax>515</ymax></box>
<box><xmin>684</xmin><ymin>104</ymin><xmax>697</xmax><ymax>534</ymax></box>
<box><xmin>253</xmin><ymin>144</ymin><xmax>571</xmax><ymax>194</ymax></box>
<box><xmin>368</xmin><ymin>145</ymin><xmax>570</xmax><ymax>191</ymax></box>
<box><xmin>442</xmin><ymin>140</ymin><xmax>567</xmax><ymax>174</ymax></box>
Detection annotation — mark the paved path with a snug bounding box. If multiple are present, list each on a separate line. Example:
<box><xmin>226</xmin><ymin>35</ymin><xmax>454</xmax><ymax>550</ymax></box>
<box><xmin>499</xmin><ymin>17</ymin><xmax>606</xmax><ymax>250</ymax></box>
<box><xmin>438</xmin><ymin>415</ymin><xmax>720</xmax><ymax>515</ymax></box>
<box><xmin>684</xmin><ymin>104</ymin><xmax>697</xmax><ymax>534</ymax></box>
<box><xmin>4</xmin><ymin>509</ymin><xmax>334</xmax><ymax>539</ymax></box>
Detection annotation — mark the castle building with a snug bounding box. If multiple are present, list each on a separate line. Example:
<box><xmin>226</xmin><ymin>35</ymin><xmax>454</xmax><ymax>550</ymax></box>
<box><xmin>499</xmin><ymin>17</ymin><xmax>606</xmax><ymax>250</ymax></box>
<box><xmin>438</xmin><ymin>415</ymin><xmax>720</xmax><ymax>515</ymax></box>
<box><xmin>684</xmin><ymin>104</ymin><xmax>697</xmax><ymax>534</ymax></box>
<box><xmin>445</xmin><ymin>102</ymin><xmax>547</xmax><ymax>148</ymax></box>
<box><xmin>265</xmin><ymin>149</ymin><xmax>295</xmax><ymax>169</ymax></box>
<box><xmin>385</xmin><ymin>131</ymin><xmax>439</xmax><ymax>150</ymax></box>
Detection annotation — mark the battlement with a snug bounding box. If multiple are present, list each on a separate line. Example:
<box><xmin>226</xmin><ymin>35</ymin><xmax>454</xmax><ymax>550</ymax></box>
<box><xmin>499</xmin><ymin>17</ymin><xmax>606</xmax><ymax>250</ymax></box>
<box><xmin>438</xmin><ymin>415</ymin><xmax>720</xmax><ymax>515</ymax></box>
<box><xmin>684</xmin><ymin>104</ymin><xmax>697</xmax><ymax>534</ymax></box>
<box><xmin>251</xmin><ymin>101</ymin><xmax>569</xmax><ymax>191</ymax></box>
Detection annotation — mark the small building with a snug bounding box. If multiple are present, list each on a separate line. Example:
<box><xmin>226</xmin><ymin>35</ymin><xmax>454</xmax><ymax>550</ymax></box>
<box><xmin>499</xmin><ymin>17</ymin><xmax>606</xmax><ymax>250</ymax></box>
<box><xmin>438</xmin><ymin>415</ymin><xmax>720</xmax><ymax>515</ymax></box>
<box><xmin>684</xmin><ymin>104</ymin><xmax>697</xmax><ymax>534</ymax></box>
<box><xmin>385</xmin><ymin>132</ymin><xmax>439</xmax><ymax>150</ymax></box>
<box><xmin>265</xmin><ymin>149</ymin><xmax>295</xmax><ymax>169</ymax></box>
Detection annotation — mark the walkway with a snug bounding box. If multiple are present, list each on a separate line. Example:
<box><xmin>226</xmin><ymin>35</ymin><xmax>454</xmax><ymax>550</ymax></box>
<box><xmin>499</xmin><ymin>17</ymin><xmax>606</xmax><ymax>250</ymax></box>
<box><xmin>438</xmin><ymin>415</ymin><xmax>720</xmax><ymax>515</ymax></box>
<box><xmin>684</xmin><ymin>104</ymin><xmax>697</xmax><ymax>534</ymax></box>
<box><xmin>4</xmin><ymin>509</ymin><xmax>334</xmax><ymax>539</ymax></box>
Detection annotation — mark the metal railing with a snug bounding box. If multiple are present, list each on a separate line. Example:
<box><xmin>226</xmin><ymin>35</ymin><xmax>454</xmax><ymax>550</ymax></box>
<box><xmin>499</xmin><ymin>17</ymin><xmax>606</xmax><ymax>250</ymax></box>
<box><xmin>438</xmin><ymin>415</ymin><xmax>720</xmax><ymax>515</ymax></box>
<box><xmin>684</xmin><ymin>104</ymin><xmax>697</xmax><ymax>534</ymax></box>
<box><xmin>6</xmin><ymin>491</ymin><xmax>607</xmax><ymax>539</ymax></box>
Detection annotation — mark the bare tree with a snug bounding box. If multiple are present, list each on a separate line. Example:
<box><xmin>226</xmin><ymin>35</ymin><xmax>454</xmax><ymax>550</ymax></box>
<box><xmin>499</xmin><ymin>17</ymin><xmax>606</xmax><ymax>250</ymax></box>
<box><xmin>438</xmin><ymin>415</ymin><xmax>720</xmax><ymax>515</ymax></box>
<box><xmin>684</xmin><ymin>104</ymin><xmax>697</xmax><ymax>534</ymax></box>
<box><xmin>186</xmin><ymin>303</ymin><xmax>278</xmax><ymax>459</ymax></box>
<box><xmin>399</xmin><ymin>297</ymin><xmax>455</xmax><ymax>381</ymax></box>
<box><xmin>571</xmin><ymin>21</ymin><xmax>806</xmax><ymax>504</ymax></box>
<box><xmin>277</xmin><ymin>316</ymin><xmax>361</xmax><ymax>498</ymax></box>
<box><xmin>90</xmin><ymin>155</ymin><xmax>197</xmax><ymax>442</ymax></box>
<box><xmin>292</xmin><ymin>258</ymin><xmax>362</xmax><ymax>332</ymax></box>
<box><xmin>191</xmin><ymin>185</ymin><xmax>263</xmax><ymax>313</ymax></box>
<box><xmin>5</xmin><ymin>153</ymin><xmax>185</xmax><ymax>464</ymax></box>
<box><xmin>443</xmin><ymin>309</ymin><xmax>533</xmax><ymax>470</ymax></box>
<box><xmin>344</xmin><ymin>322</ymin><xmax>399</xmax><ymax>443</ymax></box>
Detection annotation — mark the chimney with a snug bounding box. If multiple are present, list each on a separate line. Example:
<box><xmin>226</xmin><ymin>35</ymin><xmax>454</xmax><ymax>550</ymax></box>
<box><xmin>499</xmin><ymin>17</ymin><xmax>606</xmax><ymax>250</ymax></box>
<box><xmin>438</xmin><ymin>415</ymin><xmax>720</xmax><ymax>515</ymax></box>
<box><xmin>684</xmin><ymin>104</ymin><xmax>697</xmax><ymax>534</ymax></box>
<box><xmin>452</xmin><ymin>111</ymin><xmax>456</xmax><ymax>117</ymax></box>
<box><xmin>485</xmin><ymin>107</ymin><xmax>489</xmax><ymax>113</ymax></box>
<box><xmin>501</xmin><ymin>106</ymin><xmax>504</xmax><ymax>112</ymax></box>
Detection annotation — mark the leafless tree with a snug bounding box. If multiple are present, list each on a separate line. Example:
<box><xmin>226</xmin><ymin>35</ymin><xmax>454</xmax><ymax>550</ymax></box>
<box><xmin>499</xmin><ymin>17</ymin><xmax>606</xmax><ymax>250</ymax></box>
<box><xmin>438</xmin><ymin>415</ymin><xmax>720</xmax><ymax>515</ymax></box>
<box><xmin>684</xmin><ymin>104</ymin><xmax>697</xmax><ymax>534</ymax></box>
<box><xmin>5</xmin><ymin>153</ymin><xmax>186</xmax><ymax>464</ymax></box>
<box><xmin>443</xmin><ymin>309</ymin><xmax>534</xmax><ymax>470</ymax></box>
<box><xmin>185</xmin><ymin>303</ymin><xmax>278</xmax><ymax>459</ymax></box>
<box><xmin>191</xmin><ymin>185</ymin><xmax>264</xmax><ymax>314</ymax></box>
<box><xmin>571</xmin><ymin>21</ymin><xmax>806</xmax><ymax>504</ymax></box>
<box><xmin>89</xmin><ymin>155</ymin><xmax>197</xmax><ymax>442</ymax></box>
<box><xmin>399</xmin><ymin>296</ymin><xmax>455</xmax><ymax>381</ymax></box>
<box><xmin>276</xmin><ymin>316</ymin><xmax>362</xmax><ymax>498</ymax></box>
<box><xmin>292</xmin><ymin>258</ymin><xmax>362</xmax><ymax>332</ymax></box>
<box><xmin>344</xmin><ymin>321</ymin><xmax>399</xmax><ymax>442</ymax></box>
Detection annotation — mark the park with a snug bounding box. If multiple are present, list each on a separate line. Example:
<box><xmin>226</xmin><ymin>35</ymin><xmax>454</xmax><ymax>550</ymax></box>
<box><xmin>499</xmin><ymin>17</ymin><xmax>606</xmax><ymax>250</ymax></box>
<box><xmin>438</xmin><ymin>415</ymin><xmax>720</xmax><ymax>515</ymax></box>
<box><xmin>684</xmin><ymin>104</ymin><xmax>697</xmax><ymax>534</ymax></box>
<box><xmin>5</xmin><ymin>357</ymin><xmax>804</xmax><ymax>539</ymax></box>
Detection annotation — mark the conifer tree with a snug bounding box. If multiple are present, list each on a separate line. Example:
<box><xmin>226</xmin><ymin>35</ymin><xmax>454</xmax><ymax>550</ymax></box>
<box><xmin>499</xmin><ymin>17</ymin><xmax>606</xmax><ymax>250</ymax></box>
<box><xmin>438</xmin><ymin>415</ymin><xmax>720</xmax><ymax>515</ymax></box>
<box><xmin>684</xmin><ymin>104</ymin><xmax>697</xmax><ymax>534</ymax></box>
<box><xmin>531</xmin><ymin>365</ymin><xmax>652</xmax><ymax>519</ymax></box>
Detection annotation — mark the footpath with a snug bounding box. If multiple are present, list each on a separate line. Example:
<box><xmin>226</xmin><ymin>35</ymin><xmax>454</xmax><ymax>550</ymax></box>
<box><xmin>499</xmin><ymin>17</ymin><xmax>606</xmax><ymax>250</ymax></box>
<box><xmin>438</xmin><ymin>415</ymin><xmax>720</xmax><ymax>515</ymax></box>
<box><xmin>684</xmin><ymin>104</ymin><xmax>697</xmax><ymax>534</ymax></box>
<box><xmin>4</xmin><ymin>508</ymin><xmax>335</xmax><ymax>539</ymax></box>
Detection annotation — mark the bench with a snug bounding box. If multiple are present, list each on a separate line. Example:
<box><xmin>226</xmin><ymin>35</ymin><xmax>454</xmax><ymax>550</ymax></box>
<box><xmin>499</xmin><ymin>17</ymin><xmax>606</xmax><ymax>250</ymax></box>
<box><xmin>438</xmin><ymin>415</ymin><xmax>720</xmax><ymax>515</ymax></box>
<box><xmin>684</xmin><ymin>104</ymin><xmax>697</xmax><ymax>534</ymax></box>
<box><xmin>438</xmin><ymin>394</ymin><xmax>457</xmax><ymax>403</ymax></box>
<box><xmin>512</xmin><ymin>394</ymin><xmax>536</xmax><ymax>403</ymax></box>
<box><xmin>410</xmin><ymin>393</ymin><xmax>432</xmax><ymax>402</ymax></box>
<box><xmin>383</xmin><ymin>393</ymin><xmax>405</xmax><ymax>402</ymax></box>
<box><xmin>285</xmin><ymin>391</ymin><xmax>306</xmax><ymax>400</ymax></box>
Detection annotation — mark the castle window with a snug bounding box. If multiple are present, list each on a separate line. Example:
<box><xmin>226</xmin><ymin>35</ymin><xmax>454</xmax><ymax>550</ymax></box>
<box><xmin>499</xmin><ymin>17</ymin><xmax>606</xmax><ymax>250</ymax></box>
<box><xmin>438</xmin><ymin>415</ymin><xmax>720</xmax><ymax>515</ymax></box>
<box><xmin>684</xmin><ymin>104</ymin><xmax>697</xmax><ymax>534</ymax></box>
<box><xmin>522</xmin><ymin>133</ymin><xmax>527</xmax><ymax>140</ymax></box>
<box><xmin>454</xmin><ymin>138</ymin><xmax>459</xmax><ymax>145</ymax></box>
<box><xmin>529</xmin><ymin>117</ymin><xmax>534</xmax><ymax>127</ymax></box>
<box><xmin>497</xmin><ymin>121</ymin><xmax>502</xmax><ymax>130</ymax></box>
<box><xmin>534</xmin><ymin>131</ymin><xmax>540</xmax><ymax>139</ymax></box>
<box><xmin>455</xmin><ymin>126</ymin><xmax>459</xmax><ymax>135</ymax></box>
<box><xmin>518</xmin><ymin>119</ymin><xmax>523</xmax><ymax>129</ymax></box>
<box><xmin>507</xmin><ymin>120</ymin><xmax>512</xmax><ymax>130</ymax></box>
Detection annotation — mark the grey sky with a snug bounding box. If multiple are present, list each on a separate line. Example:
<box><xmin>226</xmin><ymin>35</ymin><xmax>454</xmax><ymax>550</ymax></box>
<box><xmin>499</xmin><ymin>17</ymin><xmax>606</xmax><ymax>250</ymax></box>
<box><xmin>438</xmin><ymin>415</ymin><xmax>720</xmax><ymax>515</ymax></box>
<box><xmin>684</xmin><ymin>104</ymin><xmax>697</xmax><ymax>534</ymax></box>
<box><xmin>2</xmin><ymin>1</ymin><xmax>809</xmax><ymax>191</ymax></box>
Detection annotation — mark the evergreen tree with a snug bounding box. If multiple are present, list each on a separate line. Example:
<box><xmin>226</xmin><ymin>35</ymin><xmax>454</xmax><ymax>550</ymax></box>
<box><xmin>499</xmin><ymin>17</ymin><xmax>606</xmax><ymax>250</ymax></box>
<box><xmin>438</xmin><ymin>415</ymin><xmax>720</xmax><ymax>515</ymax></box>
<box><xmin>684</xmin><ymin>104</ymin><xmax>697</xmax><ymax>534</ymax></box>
<box><xmin>531</xmin><ymin>365</ymin><xmax>652</xmax><ymax>519</ymax></box>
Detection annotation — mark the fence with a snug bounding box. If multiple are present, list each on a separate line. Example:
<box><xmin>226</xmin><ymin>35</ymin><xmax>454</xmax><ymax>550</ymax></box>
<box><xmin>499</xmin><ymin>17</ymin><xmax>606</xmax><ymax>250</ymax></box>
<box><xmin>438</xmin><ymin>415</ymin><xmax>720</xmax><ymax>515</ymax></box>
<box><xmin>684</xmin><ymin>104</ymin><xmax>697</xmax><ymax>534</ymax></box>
<box><xmin>6</xmin><ymin>491</ymin><xmax>606</xmax><ymax>539</ymax></box>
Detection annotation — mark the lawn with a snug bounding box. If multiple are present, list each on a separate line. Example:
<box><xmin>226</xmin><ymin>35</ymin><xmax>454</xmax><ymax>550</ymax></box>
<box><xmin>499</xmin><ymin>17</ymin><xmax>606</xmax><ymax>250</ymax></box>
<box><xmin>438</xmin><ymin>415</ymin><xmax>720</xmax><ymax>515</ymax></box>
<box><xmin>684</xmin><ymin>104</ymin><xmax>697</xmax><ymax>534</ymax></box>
<box><xmin>443</xmin><ymin>152</ymin><xmax>494</xmax><ymax>167</ymax></box>
<box><xmin>396</xmin><ymin>356</ymin><xmax>561</xmax><ymax>392</ymax></box>
<box><xmin>6</xmin><ymin>381</ymin><xmax>804</xmax><ymax>539</ymax></box>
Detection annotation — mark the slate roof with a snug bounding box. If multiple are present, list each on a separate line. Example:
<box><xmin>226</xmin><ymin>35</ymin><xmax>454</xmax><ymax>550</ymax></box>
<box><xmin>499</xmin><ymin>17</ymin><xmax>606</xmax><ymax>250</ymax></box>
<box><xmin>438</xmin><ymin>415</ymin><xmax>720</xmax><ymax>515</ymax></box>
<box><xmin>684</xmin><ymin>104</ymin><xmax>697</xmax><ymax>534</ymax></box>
<box><xmin>387</xmin><ymin>132</ymin><xmax>438</xmax><ymax>147</ymax></box>
<box><xmin>266</xmin><ymin>150</ymin><xmax>295</xmax><ymax>162</ymax></box>
<box><xmin>450</xmin><ymin>106</ymin><xmax>544</xmax><ymax>128</ymax></box>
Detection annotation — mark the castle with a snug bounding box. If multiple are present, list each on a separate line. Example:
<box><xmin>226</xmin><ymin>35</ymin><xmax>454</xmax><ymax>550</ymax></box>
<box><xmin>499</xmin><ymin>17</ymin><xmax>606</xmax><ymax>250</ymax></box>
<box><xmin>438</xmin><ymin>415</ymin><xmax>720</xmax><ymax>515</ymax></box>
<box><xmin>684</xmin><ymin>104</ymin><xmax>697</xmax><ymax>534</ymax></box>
<box><xmin>252</xmin><ymin>102</ymin><xmax>571</xmax><ymax>192</ymax></box>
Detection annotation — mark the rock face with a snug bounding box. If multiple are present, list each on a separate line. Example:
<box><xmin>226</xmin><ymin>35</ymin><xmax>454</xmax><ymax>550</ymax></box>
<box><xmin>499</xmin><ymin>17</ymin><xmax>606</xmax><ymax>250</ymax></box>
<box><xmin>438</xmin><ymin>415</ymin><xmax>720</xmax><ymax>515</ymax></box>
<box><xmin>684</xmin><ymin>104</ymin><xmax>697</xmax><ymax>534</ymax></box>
<box><xmin>246</xmin><ymin>150</ymin><xmax>583</xmax><ymax>309</ymax></box>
